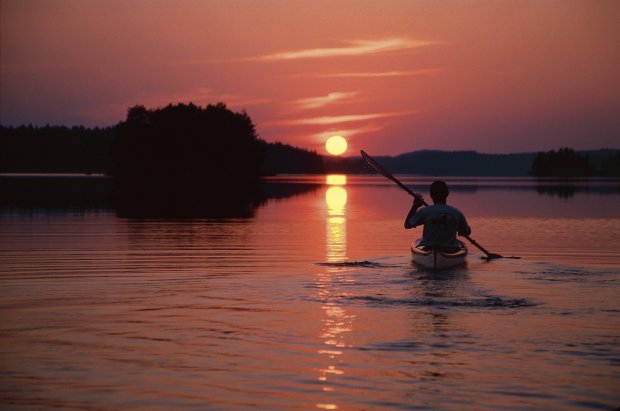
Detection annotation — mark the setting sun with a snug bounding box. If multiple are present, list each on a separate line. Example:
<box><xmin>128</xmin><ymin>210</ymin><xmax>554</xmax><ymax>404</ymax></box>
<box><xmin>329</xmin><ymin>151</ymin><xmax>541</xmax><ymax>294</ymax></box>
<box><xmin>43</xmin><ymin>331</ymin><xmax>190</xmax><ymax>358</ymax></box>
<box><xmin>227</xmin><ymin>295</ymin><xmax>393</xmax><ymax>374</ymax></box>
<box><xmin>325</xmin><ymin>136</ymin><xmax>348</xmax><ymax>156</ymax></box>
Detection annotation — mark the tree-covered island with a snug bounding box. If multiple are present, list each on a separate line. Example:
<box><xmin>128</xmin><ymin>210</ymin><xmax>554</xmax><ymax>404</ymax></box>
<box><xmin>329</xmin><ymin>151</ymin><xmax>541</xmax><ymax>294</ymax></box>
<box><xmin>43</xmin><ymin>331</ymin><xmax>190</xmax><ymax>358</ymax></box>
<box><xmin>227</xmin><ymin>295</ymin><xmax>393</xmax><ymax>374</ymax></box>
<box><xmin>110</xmin><ymin>103</ymin><xmax>325</xmax><ymax>216</ymax></box>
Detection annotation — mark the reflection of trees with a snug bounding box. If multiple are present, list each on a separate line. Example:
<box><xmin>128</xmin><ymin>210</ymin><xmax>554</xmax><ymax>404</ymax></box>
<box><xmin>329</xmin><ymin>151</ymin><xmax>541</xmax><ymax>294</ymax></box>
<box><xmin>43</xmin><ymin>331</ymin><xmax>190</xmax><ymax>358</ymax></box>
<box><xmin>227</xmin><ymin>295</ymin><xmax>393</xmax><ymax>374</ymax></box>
<box><xmin>0</xmin><ymin>175</ymin><xmax>113</xmax><ymax>212</ymax></box>
<box><xmin>0</xmin><ymin>176</ymin><xmax>320</xmax><ymax>217</ymax></box>
<box><xmin>112</xmin><ymin>180</ymin><xmax>264</xmax><ymax>218</ymax></box>
<box><xmin>535</xmin><ymin>178</ymin><xmax>620</xmax><ymax>199</ymax></box>
<box><xmin>114</xmin><ymin>179</ymin><xmax>321</xmax><ymax>218</ymax></box>
<box><xmin>535</xmin><ymin>183</ymin><xmax>577</xmax><ymax>199</ymax></box>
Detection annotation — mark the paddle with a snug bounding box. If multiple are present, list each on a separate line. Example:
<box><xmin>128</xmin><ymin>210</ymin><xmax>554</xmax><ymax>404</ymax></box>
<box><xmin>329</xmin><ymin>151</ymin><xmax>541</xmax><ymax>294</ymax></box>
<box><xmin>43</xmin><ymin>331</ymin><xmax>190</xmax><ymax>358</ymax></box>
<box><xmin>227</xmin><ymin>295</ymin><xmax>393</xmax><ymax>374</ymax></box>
<box><xmin>360</xmin><ymin>150</ymin><xmax>519</xmax><ymax>260</ymax></box>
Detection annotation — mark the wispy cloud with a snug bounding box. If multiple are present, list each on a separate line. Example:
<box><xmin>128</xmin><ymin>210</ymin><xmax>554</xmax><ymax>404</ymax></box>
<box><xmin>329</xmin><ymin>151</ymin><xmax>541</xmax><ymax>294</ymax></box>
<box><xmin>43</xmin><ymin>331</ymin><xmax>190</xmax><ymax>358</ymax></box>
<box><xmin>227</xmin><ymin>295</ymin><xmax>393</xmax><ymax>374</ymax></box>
<box><xmin>258</xmin><ymin>38</ymin><xmax>434</xmax><ymax>61</ymax></box>
<box><xmin>310</xmin><ymin>123</ymin><xmax>384</xmax><ymax>140</ymax></box>
<box><xmin>317</xmin><ymin>69</ymin><xmax>441</xmax><ymax>78</ymax></box>
<box><xmin>281</xmin><ymin>111</ymin><xmax>414</xmax><ymax>126</ymax></box>
<box><xmin>293</xmin><ymin>91</ymin><xmax>360</xmax><ymax>109</ymax></box>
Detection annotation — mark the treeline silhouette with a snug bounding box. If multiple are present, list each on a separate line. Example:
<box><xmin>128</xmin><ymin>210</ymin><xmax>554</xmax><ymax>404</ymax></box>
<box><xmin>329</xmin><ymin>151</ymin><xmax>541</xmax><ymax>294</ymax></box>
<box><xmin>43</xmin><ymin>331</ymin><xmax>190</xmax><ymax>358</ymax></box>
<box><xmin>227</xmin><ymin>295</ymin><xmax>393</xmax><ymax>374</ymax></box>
<box><xmin>260</xmin><ymin>141</ymin><xmax>324</xmax><ymax>174</ymax></box>
<box><xmin>2</xmin><ymin>109</ymin><xmax>619</xmax><ymax>179</ymax></box>
<box><xmin>339</xmin><ymin>148</ymin><xmax>618</xmax><ymax>176</ymax></box>
<box><xmin>0</xmin><ymin>109</ymin><xmax>326</xmax><ymax>176</ymax></box>
<box><xmin>0</xmin><ymin>125</ymin><xmax>116</xmax><ymax>173</ymax></box>
<box><xmin>363</xmin><ymin>150</ymin><xmax>536</xmax><ymax>176</ymax></box>
<box><xmin>530</xmin><ymin>147</ymin><xmax>620</xmax><ymax>177</ymax></box>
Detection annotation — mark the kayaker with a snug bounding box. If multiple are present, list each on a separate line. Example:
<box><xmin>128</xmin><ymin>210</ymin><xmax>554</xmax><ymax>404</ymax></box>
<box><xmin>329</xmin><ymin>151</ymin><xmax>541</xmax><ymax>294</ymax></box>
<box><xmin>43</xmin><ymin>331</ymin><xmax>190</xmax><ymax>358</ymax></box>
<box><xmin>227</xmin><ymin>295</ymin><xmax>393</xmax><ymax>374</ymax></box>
<box><xmin>404</xmin><ymin>180</ymin><xmax>471</xmax><ymax>251</ymax></box>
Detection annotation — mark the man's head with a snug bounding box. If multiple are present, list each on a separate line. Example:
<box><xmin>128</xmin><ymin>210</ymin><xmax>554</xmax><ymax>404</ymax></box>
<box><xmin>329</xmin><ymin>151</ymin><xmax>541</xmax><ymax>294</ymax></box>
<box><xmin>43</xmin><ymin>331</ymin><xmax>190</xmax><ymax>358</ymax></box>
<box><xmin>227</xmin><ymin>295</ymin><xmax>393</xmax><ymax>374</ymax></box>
<box><xmin>430</xmin><ymin>180</ymin><xmax>449</xmax><ymax>204</ymax></box>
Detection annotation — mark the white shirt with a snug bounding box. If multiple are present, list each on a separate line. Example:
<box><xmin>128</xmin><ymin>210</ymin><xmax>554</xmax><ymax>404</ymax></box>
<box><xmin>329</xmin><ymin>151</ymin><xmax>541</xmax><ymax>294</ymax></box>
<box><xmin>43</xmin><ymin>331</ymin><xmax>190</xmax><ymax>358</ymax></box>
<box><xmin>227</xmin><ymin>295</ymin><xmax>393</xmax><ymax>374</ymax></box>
<box><xmin>406</xmin><ymin>204</ymin><xmax>471</xmax><ymax>249</ymax></box>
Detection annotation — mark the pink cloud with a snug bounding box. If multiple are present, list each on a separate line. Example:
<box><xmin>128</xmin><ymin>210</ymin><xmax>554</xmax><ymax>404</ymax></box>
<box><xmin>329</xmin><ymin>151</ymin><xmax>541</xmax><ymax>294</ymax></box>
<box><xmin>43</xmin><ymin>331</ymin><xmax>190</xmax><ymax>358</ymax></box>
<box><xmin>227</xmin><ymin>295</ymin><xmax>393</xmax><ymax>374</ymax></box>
<box><xmin>257</xmin><ymin>38</ymin><xmax>435</xmax><ymax>61</ymax></box>
<box><xmin>292</xmin><ymin>92</ymin><xmax>360</xmax><ymax>109</ymax></box>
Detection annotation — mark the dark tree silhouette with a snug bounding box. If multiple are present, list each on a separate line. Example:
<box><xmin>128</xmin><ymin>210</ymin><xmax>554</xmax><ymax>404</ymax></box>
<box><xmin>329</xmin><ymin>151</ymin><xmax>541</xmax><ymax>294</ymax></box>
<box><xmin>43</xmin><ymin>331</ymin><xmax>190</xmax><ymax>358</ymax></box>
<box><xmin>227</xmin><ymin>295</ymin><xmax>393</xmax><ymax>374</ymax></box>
<box><xmin>0</xmin><ymin>125</ymin><xmax>116</xmax><ymax>173</ymax></box>
<box><xmin>600</xmin><ymin>151</ymin><xmax>620</xmax><ymax>176</ymax></box>
<box><xmin>111</xmin><ymin>103</ymin><xmax>266</xmax><ymax>217</ymax></box>
<box><xmin>529</xmin><ymin>147</ymin><xmax>592</xmax><ymax>177</ymax></box>
<box><xmin>260</xmin><ymin>141</ymin><xmax>324</xmax><ymax>174</ymax></box>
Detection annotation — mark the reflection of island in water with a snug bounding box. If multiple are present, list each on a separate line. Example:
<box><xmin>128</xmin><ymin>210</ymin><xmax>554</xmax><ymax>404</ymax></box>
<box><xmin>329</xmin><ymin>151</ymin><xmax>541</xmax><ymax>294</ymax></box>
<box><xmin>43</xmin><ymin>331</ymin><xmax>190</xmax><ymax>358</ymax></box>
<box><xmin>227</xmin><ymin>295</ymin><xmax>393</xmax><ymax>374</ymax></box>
<box><xmin>535</xmin><ymin>183</ymin><xmax>578</xmax><ymax>199</ymax></box>
<box><xmin>113</xmin><ymin>178</ymin><xmax>321</xmax><ymax>218</ymax></box>
<box><xmin>0</xmin><ymin>175</ymin><xmax>320</xmax><ymax>218</ymax></box>
<box><xmin>534</xmin><ymin>178</ymin><xmax>620</xmax><ymax>199</ymax></box>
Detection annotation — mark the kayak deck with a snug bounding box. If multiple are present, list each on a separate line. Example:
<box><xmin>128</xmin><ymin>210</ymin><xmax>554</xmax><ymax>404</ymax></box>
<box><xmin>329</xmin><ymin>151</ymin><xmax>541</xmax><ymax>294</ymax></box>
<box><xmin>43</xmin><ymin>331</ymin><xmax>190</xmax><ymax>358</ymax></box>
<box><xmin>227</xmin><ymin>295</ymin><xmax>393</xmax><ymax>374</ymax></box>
<box><xmin>411</xmin><ymin>241</ymin><xmax>468</xmax><ymax>270</ymax></box>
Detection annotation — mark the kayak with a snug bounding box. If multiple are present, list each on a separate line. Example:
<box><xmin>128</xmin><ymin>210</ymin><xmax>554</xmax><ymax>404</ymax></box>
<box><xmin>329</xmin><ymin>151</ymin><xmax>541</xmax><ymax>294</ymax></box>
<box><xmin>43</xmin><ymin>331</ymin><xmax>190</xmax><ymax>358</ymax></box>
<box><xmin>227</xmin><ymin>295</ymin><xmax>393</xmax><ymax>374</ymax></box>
<box><xmin>411</xmin><ymin>240</ymin><xmax>468</xmax><ymax>270</ymax></box>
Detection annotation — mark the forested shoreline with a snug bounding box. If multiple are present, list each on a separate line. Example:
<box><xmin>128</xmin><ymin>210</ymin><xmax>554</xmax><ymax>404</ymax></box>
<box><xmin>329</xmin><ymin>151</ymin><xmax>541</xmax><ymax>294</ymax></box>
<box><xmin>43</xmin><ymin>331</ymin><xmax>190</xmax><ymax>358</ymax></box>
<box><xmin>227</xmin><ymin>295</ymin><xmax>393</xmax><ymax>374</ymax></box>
<box><xmin>0</xmin><ymin>123</ymin><xmax>325</xmax><ymax>175</ymax></box>
<box><xmin>1</xmin><ymin>108</ymin><xmax>618</xmax><ymax>177</ymax></box>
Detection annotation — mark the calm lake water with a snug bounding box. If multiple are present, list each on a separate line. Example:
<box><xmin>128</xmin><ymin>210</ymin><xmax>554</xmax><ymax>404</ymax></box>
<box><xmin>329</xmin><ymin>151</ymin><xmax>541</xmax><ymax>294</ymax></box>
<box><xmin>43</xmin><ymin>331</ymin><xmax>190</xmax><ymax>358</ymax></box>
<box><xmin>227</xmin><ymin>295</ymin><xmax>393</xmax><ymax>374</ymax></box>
<box><xmin>1</xmin><ymin>175</ymin><xmax>619</xmax><ymax>410</ymax></box>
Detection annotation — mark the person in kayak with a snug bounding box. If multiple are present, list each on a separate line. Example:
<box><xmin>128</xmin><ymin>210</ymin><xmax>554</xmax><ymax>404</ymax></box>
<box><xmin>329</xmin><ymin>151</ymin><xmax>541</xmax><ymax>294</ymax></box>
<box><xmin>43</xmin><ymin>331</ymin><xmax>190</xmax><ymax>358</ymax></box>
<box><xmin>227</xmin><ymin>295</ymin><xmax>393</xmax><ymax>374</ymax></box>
<box><xmin>404</xmin><ymin>180</ymin><xmax>471</xmax><ymax>251</ymax></box>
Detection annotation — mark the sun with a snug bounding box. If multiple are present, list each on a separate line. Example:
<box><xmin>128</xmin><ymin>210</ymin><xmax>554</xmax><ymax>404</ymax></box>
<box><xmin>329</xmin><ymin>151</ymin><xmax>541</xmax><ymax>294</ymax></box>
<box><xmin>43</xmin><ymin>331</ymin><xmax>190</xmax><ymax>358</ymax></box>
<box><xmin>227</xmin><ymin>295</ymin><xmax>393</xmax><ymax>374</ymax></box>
<box><xmin>325</xmin><ymin>135</ymin><xmax>348</xmax><ymax>156</ymax></box>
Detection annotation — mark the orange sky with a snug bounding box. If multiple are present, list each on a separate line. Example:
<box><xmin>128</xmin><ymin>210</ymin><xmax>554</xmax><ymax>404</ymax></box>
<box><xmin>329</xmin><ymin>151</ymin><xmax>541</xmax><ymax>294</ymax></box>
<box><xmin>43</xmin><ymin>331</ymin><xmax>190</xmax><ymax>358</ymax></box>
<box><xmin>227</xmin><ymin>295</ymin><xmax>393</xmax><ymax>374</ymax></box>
<box><xmin>1</xmin><ymin>0</ymin><xmax>619</xmax><ymax>155</ymax></box>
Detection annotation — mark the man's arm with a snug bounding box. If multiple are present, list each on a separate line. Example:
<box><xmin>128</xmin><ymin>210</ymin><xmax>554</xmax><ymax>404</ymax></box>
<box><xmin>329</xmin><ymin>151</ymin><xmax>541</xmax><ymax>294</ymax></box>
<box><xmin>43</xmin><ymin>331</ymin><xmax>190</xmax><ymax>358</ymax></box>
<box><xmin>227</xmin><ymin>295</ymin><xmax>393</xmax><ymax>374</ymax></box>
<box><xmin>404</xmin><ymin>193</ymin><xmax>425</xmax><ymax>229</ymax></box>
<box><xmin>457</xmin><ymin>213</ymin><xmax>472</xmax><ymax>236</ymax></box>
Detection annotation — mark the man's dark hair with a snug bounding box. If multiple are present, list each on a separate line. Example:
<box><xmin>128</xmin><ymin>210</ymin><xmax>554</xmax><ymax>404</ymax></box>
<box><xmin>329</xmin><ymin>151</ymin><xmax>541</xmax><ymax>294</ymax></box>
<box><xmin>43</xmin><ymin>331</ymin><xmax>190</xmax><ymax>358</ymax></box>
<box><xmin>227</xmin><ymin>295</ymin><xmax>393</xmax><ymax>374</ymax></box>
<box><xmin>430</xmin><ymin>180</ymin><xmax>449</xmax><ymax>202</ymax></box>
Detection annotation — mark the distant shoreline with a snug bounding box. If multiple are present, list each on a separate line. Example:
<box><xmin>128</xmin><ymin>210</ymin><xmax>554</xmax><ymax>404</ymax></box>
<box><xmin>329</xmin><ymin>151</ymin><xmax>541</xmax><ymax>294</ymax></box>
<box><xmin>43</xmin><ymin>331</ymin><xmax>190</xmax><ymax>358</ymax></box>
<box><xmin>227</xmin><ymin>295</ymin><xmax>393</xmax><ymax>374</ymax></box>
<box><xmin>1</xmin><ymin>124</ymin><xmax>618</xmax><ymax>176</ymax></box>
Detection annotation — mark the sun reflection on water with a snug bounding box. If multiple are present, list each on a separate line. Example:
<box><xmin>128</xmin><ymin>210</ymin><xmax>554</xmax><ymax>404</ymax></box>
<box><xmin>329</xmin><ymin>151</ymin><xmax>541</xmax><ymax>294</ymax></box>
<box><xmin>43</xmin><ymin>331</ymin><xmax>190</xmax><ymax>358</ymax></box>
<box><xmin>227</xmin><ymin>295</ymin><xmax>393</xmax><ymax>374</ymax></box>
<box><xmin>326</xmin><ymin>187</ymin><xmax>347</xmax><ymax>214</ymax></box>
<box><xmin>325</xmin><ymin>174</ymin><xmax>347</xmax><ymax>262</ymax></box>
<box><xmin>326</xmin><ymin>174</ymin><xmax>347</xmax><ymax>186</ymax></box>
<box><xmin>315</xmin><ymin>175</ymin><xmax>355</xmax><ymax>409</ymax></box>
<box><xmin>325</xmin><ymin>174</ymin><xmax>347</xmax><ymax>264</ymax></box>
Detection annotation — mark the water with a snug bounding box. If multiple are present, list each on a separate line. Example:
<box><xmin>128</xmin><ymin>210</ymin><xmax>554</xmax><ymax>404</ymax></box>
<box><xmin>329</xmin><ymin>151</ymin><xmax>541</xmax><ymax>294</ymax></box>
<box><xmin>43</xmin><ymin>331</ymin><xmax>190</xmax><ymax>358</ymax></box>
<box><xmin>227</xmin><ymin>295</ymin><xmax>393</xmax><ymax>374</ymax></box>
<box><xmin>1</xmin><ymin>175</ymin><xmax>619</xmax><ymax>410</ymax></box>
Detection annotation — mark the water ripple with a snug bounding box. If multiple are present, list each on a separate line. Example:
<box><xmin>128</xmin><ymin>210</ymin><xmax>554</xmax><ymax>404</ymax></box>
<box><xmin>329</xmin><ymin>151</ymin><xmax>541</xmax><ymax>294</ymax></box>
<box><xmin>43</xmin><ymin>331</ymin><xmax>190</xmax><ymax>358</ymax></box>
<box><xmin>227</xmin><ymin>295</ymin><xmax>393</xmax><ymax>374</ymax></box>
<box><xmin>345</xmin><ymin>294</ymin><xmax>537</xmax><ymax>309</ymax></box>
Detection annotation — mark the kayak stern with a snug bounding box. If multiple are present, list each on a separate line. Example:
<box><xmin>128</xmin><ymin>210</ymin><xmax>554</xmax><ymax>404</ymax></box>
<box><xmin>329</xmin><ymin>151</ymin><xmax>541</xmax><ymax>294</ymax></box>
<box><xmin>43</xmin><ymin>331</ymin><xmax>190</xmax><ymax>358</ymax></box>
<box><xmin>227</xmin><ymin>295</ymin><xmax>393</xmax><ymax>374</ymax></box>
<box><xmin>411</xmin><ymin>241</ymin><xmax>468</xmax><ymax>270</ymax></box>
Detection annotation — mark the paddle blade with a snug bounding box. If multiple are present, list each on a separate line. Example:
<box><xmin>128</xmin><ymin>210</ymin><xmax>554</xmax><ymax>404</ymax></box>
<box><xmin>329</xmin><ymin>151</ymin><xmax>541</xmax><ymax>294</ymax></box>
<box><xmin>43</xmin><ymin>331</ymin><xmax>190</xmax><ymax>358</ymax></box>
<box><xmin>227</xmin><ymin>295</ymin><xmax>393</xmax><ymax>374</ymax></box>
<box><xmin>360</xmin><ymin>150</ymin><xmax>391</xmax><ymax>179</ymax></box>
<box><xmin>360</xmin><ymin>150</ymin><xmax>418</xmax><ymax>198</ymax></box>
<box><xmin>481</xmin><ymin>254</ymin><xmax>521</xmax><ymax>260</ymax></box>
<box><xmin>481</xmin><ymin>254</ymin><xmax>503</xmax><ymax>260</ymax></box>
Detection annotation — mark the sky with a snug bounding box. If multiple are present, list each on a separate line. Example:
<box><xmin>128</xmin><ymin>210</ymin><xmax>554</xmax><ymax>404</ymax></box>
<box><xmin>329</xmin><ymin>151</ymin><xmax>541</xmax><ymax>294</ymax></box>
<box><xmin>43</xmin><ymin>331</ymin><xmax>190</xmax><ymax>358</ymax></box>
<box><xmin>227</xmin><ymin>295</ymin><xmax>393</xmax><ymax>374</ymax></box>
<box><xmin>1</xmin><ymin>0</ymin><xmax>619</xmax><ymax>155</ymax></box>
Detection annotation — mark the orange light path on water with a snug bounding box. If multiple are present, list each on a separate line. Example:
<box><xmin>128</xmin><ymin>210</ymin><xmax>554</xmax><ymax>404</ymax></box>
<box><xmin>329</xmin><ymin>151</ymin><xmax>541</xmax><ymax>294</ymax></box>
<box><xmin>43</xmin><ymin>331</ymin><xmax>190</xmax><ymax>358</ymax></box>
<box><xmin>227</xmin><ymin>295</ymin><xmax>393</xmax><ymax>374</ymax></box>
<box><xmin>315</xmin><ymin>175</ymin><xmax>354</xmax><ymax>410</ymax></box>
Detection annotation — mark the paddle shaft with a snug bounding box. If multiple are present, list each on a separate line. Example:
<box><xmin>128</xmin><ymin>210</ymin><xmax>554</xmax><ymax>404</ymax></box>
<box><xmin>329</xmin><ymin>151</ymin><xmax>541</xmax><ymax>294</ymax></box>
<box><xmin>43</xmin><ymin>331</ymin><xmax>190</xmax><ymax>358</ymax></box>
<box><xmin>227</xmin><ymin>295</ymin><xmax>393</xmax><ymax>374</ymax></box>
<box><xmin>360</xmin><ymin>150</ymin><xmax>418</xmax><ymax>197</ymax></box>
<box><xmin>360</xmin><ymin>150</ymin><xmax>508</xmax><ymax>259</ymax></box>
